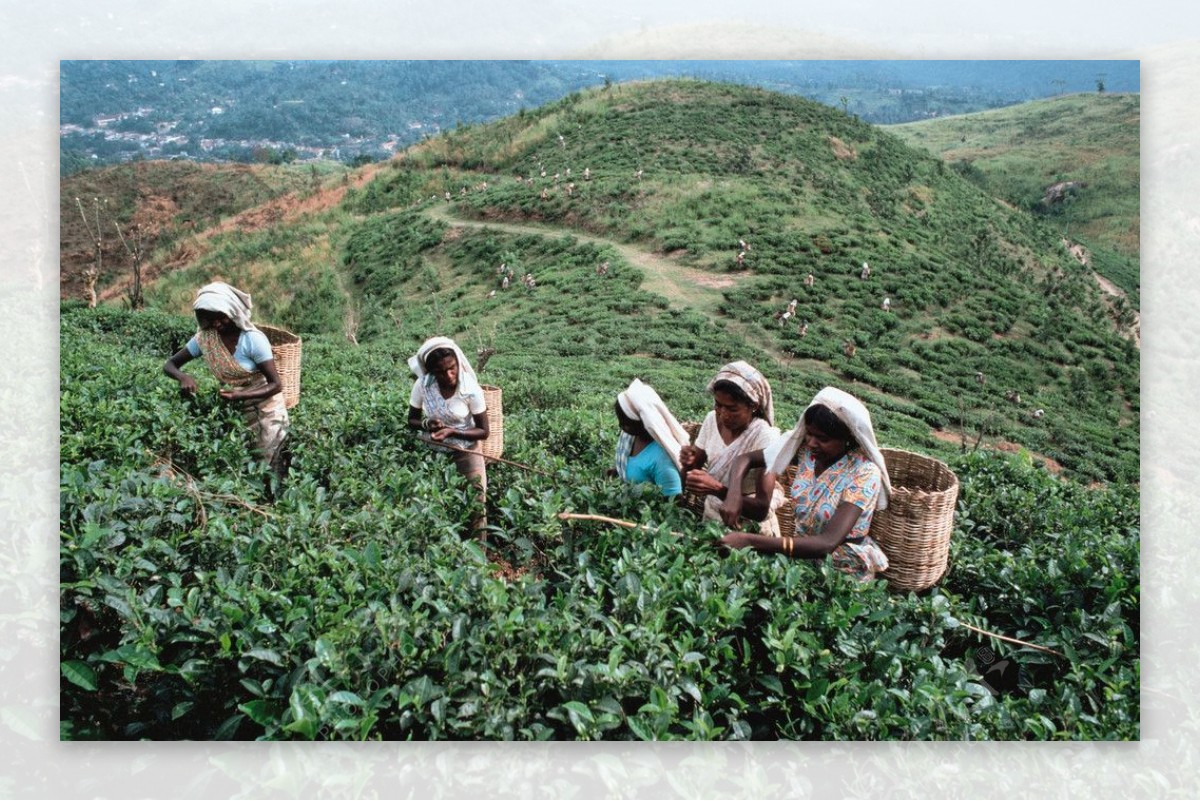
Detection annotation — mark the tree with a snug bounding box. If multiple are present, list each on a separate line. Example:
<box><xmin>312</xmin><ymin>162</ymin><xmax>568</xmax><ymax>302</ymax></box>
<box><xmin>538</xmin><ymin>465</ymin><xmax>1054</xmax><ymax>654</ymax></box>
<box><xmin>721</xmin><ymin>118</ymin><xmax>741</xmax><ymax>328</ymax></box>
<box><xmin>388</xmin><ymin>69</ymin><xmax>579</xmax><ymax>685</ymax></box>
<box><xmin>75</xmin><ymin>197</ymin><xmax>107</xmax><ymax>308</ymax></box>
<box><xmin>114</xmin><ymin>222</ymin><xmax>147</xmax><ymax>310</ymax></box>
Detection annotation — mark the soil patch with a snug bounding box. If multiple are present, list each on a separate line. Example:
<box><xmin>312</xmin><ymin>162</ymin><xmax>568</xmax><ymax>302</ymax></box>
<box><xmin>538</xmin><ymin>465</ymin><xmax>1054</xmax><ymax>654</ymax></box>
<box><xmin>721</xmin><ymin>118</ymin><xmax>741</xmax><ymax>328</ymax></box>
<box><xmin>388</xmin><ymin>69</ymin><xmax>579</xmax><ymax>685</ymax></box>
<box><xmin>931</xmin><ymin>428</ymin><xmax>1063</xmax><ymax>473</ymax></box>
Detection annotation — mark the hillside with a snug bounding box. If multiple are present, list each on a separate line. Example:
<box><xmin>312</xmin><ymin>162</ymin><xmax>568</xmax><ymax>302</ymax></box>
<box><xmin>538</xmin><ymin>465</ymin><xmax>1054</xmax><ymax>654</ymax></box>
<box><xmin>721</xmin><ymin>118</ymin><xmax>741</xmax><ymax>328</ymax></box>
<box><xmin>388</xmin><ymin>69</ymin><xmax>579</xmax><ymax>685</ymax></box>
<box><xmin>62</xmin><ymin>80</ymin><xmax>1138</xmax><ymax>484</ymax></box>
<box><xmin>59</xmin><ymin>159</ymin><xmax>354</xmax><ymax>301</ymax></box>
<box><xmin>888</xmin><ymin>93</ymin><xmax>1140</xmax><ymax>300</ymax></box>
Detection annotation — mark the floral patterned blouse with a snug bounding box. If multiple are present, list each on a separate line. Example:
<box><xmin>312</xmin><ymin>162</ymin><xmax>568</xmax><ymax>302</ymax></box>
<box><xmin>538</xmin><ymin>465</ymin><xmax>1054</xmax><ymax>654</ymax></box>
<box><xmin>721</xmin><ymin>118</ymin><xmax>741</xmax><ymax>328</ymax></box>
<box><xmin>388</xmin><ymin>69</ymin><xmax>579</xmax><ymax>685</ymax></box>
<box><xmin>789</xmin><ymin>448</ymin><xmax>889</xmax><ymax>581</ymax></box>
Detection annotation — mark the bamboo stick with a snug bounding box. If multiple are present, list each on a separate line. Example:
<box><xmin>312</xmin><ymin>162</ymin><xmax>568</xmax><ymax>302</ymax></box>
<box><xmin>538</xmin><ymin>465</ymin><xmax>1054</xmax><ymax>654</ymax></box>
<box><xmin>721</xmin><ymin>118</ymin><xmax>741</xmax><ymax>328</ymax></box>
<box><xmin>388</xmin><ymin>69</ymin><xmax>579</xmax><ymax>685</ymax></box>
<box><xmin>957</xmin><ymin>619</ymin><xmax>1066</xmax><ymax>659</ymax></box>
<box><xmin>556</xmin><ymin>511</ymin><xmax>684</xmax><ymax>538</ymax></box>
<box><xmin>424</xmin><ymin>437</ymin><xmax>553</xmax><ymax>477</ymax></box>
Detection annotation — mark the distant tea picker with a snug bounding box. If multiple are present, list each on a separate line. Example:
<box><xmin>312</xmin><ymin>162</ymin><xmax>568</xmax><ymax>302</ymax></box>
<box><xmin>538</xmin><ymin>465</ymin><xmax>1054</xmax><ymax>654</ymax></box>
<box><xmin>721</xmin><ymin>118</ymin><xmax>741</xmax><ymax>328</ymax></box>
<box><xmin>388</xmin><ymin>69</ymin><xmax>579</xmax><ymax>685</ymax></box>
<box><xmin>163</xmin><ymin>281</ymin><xmax>291</xmax><ymax>481</ymax></box>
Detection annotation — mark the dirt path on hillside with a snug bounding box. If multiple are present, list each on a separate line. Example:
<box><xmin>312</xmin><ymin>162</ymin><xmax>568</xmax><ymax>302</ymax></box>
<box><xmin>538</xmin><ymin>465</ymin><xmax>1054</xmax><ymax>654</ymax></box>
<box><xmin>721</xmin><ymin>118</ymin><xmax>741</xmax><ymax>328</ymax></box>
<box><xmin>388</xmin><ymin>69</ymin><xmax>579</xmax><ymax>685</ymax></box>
<box><xmin>1061</xmin><ymin>237</ymin><xmax>1141</xmax><ymax>350</ymax></box>
<box><xmin>1092</xmin><ymin>269</ymin><xmax>1141</xmax><ymax>350</ymax></box>
<box><xmin>423</xmin><ymin>205</ymin><xmax>806</xmax><ymax>370</ymax></box>
<box><xmin>930</xmin><ymin>428</ymin><xmax>1064</xmax><ymax>474</ymax></box>
<box><xmin>424</xmin><ymin>205</ymin><xmax>739</xmax><ymax>313</ymax></box>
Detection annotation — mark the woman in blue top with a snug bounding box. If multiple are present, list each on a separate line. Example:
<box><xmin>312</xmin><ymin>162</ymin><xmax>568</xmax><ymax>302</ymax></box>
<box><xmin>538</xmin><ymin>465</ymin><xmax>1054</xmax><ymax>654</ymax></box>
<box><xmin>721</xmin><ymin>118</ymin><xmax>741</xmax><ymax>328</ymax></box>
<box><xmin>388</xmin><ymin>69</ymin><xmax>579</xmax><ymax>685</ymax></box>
<box><xmin>611</xmin><ymin>379</ymin><xmax>689</xmax><ymax>497</ymax></box>
<box><xmin>163</xmin><ymin>282</ymin><xmax>290</xmax><ymax>480</ymax></box>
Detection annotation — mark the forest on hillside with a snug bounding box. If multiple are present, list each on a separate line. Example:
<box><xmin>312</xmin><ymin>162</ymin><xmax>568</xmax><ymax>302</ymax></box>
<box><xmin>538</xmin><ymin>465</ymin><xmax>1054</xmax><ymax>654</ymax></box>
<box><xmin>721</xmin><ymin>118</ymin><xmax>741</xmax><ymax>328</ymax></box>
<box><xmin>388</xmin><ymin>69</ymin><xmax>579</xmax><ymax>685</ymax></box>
<box><xmin>59</xmin><ymin>59</ymin><xmax>1138</xmax><ymax>174</ymax></box>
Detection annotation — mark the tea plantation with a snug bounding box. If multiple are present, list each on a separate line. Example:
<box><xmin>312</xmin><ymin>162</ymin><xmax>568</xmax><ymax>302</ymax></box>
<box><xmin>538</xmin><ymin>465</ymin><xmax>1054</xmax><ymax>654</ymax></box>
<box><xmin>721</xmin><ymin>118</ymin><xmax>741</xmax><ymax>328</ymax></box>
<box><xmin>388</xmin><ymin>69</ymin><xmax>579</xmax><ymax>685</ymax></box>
<box><xmin>59</xmin><ymin>302</ymin><xmax>1137</xmax><ymax>740</ymax></box>
<box><xmin>61</xmin><ymin>79</ymin><xmax>1139</xmax><ymax>740</ymax></box>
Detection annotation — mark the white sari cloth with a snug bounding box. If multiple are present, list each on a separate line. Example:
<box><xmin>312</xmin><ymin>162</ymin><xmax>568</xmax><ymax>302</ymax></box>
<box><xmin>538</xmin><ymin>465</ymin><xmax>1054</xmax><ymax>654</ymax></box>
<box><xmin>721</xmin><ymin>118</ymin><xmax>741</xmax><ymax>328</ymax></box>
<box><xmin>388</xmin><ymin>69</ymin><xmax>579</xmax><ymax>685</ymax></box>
<box><xmin>408</xmin><ymin>336</ymin><xmax>486</xmax><ymax>452</ymax></box>
<box><xmin>193</xmin><ymin>282</ymin><xmax>259</xmax><ymax>333</ymax></box>
<box><xmin>616</xmin><ymin>378</ymin><xmax>690</xmax><ymax>470</ymax></box>
<box><xmin>694</xmin><ymin>412</ymin><xmax>785</xmax><ymax>535</ymax></box>
<box><xmin>767</xmin><ymin>386</ymin><xmax>892</xmax><ymax>510</ymax></box>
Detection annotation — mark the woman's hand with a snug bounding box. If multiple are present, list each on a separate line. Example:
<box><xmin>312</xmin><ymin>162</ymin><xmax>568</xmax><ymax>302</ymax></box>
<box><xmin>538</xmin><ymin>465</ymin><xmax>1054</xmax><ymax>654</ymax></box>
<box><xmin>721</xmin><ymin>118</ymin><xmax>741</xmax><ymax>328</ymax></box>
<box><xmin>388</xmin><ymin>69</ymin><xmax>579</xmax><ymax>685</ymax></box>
<box><xmin>430</xmin><ymin>426</ymin><xmax>453</xmax><ymax>442</ymax></box>
<box><xmin>678</xmin><ymin>445</ymin><xmax>705</xmax><ymax>472</ymax></box>
<box><xmin>218</xmin><ymin>388</ymin><xmax>242</xmax><ymax>402</ymax></box>
<box><xmin>684</xmin><ymin>469</ymin><xmax>725</xmax><ymax>497</ymax></box>
<box><xmin>720</xmin><ymin>491</ymin><xmax>744</xmax><ymax>527</ymax></box>
<box><xmin>164</xmin><ymin>348</ymin><xmax>198</xmax><ymax>400</ymax></box>
<box><xmin>177</xmin><ymin>374</ymin><xmax>198</xmax><ymax>398</ymax></box>
<box><xmin>719</xmin><ymin>531</ymin><xmax>755</xmax><ymax>550</ymax></box>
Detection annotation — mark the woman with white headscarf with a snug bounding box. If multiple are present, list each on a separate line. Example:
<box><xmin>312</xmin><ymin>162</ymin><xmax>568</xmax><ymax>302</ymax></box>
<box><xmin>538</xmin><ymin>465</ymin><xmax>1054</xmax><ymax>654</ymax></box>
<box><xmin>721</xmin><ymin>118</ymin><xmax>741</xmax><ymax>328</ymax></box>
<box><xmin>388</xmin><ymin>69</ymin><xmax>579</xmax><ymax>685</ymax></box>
<box><xmin>720</xmin><ymin>386</ymin><xmax>891</xmax><ymax>581</ymax></box>
<box><xmin>163</xmin><ymin>281</ymin><xmax>290</xmax><ymax>480</ymax></box>
<box><xmin>611</xmin><ymin>378</ymin><xmax>690</xmax><ymax>497</ymax></box>
<box><xmin>677</xmin><ymin>361</ymin><xmax>786</xmax><ymax>534</ymax></box>
<box><xmin>406</xmin><ymin>336</ymin><xmax>490</xmax><ymax>538</ymax></box>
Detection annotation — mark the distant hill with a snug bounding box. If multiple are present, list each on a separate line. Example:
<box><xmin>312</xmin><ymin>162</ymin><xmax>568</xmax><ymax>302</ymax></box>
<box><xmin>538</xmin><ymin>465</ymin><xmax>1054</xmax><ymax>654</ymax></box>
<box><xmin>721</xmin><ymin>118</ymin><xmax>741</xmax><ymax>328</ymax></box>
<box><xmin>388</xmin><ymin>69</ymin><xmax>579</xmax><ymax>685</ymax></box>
<box><xmin>888</xmin><ymin>93</ymin><xmax>1140</xmax><ymax>299</ymax></box>
<box><xmin>61</xmin><ymin>79</ymin><xmax>1138</xmax><ymax>484</ymax></box>
<box><xmin>59</xmin><ymin>60</ymin><xmax>1139</xmax><ymax>173</ymax></box>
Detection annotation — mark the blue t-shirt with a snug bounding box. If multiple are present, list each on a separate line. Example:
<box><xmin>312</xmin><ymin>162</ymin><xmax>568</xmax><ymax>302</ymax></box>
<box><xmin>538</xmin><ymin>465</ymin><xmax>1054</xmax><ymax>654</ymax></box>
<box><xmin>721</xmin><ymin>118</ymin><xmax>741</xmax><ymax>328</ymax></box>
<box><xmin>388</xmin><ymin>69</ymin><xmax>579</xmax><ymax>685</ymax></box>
<box><xmin>186</xmin><ymin>329</ymin><xmax>274</xmax><ymax>373</ymax></box>
<box><xmin>625</xmin><ymin>440</ymin><xmax>683</xmax><ymax>497</ymax></box>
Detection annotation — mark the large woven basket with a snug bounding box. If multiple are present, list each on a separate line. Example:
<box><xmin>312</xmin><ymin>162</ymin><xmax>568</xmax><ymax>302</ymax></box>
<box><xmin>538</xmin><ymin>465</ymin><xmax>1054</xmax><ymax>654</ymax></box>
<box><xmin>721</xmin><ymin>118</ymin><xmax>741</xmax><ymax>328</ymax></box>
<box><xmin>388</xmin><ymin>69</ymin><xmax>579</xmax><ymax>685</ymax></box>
<box><xmin>869</xmin><ymin>448</ymin><xmax>959</xmax><ymax>592</ymax></box>
<box><xmin>480</xmin><ymin>384</ymin><xmax>504</xmax><ymax>460</ymax></box>
<box><xmin>259</xmin><ymin>324</ymin><xmax>301</xmax><ymax>409</ymax></box>
<box><xmin>774</xmin><ymin>464</ymin><xmax>797</xmax><ymax>537</ymax></box>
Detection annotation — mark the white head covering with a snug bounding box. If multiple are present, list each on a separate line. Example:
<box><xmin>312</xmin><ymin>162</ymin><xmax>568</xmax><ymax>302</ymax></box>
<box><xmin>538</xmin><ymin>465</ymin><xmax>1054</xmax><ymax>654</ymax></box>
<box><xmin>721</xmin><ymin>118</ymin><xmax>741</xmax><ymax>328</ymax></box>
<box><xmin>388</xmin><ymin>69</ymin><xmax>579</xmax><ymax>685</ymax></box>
<box><xmin>193</xmin><ymin>282</ymin><xmax>257</xmax><ymax>332</ymax></box>
<box><xmin>408</xmin><ymin>336</ymin><xmax>482</xmax><ymax>396</ymax></box>
<box><xmin>707</xmin><ymin>361</ymin><xmax>775</xmax><ymax>426</ymax></box>
<box><xmin>616</xmin><ymin>378</ymin><xmax>691</xmax><ymax>470</ymax></box>
<box><xmin>767</xmin><ymin>386</ymin><xmax>892</xmax><ymax>510</ymax></box>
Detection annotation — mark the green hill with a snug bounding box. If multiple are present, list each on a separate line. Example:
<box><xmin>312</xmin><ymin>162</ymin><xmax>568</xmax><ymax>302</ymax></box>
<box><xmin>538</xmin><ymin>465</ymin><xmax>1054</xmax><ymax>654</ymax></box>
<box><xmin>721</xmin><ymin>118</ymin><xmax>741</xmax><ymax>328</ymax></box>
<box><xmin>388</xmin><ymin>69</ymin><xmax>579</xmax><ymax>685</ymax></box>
<box><xmin>60</xmin><ymin>79</ymin><xmax>1139</xmax><ymax>741</ymax></box>
<box><xmin>888</xmin><ymin>93</ymin><xmax>1140</xmax><ymax>300</ymax></box>
<box><xmin>65</xmin><ymin>80</ymin><xmax>1138</xmax><ymax>483</ymax></box>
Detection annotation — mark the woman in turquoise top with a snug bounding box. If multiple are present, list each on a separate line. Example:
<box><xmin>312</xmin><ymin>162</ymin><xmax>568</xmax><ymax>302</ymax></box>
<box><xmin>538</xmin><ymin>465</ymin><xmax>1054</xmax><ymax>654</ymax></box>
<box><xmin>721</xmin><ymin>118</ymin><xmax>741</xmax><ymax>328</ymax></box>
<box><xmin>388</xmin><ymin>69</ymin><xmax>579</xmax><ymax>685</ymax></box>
<box><xmin>611</xmin><ymin>379</ymin><xmax>689</xmax><ymax>497</ymax></box>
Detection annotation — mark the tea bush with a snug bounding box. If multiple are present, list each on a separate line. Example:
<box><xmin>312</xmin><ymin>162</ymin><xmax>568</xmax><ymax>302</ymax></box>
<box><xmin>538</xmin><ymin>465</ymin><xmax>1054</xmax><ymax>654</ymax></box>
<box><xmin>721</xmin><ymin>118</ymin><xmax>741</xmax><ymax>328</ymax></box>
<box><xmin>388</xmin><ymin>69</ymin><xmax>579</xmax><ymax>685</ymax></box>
<box><xmin>61</xmin><ymin>305</ymin><xmax>1138</xmax><ymax>740</ymax></box>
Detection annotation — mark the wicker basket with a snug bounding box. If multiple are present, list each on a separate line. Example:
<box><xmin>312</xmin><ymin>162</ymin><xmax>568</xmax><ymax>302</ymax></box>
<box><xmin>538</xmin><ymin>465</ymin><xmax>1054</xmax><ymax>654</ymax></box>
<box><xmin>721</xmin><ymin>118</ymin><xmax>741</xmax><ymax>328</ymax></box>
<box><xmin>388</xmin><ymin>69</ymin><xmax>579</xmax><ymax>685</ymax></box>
<box><xmin>480</xmin><ymin>384</ymin><xmax>504</xmax><ymax>460</ymax></box>
<box><xmin>259</xmin><ymin>324</ymin><xmax>301</xmax><ymax>409</ymax></box>
<box><xmin>774</xmin><ymin>464</ymin><xmax>797</xmax><ymax>537</ymax></box>
<box><xmin>869</xmin><ymin>448</ymin><xmax>959</xmax><ymax>592</ymax></box>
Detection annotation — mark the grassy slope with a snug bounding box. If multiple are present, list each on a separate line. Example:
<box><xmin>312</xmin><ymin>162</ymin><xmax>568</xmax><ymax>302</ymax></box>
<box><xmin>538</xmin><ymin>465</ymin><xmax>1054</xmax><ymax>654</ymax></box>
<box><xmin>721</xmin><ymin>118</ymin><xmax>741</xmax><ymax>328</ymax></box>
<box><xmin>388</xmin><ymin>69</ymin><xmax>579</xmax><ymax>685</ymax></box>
<box><xmin>64</xmin><ymin>79</ymin><xmax>1139</xmax><ymax>482</ymax></box>
<box><xmin>887</xmin><ymin>93</ymin><xmax>1140</xmax><ymax>299</ymax></box>
<box><xmin>339</xmin><ymin>80</ymin><xmax>1138</xmax><ymax>482</ymax></box>
<box><xmin>60</xmin><ymin>159</ymin><xmax>351</xmax><ymax>301</ymax></box>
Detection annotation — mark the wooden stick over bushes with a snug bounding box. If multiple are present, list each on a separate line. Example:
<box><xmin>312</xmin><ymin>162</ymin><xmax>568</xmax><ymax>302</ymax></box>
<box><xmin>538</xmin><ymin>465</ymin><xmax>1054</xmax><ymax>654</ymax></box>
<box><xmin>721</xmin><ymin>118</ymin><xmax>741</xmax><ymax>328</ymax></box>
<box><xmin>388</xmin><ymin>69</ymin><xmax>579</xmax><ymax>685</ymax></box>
<box><xmin>426</xmin><ymin>437</ymin><xmax>552</xmax><ymax>477</ymax></box>
<box><xmin>957</xmin><ymin>619</ymin><xmax>1066</xmax><ymax>659</ymax></box>
<box><xmin>559</xmin><ymin>509</ymin><xmax>1069</xmax><ymax>658</ymax></box>
<box><xmin>557</xmin><ymin>512</ymin><xmax>683</xmax><ymax>538</ymax></box>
